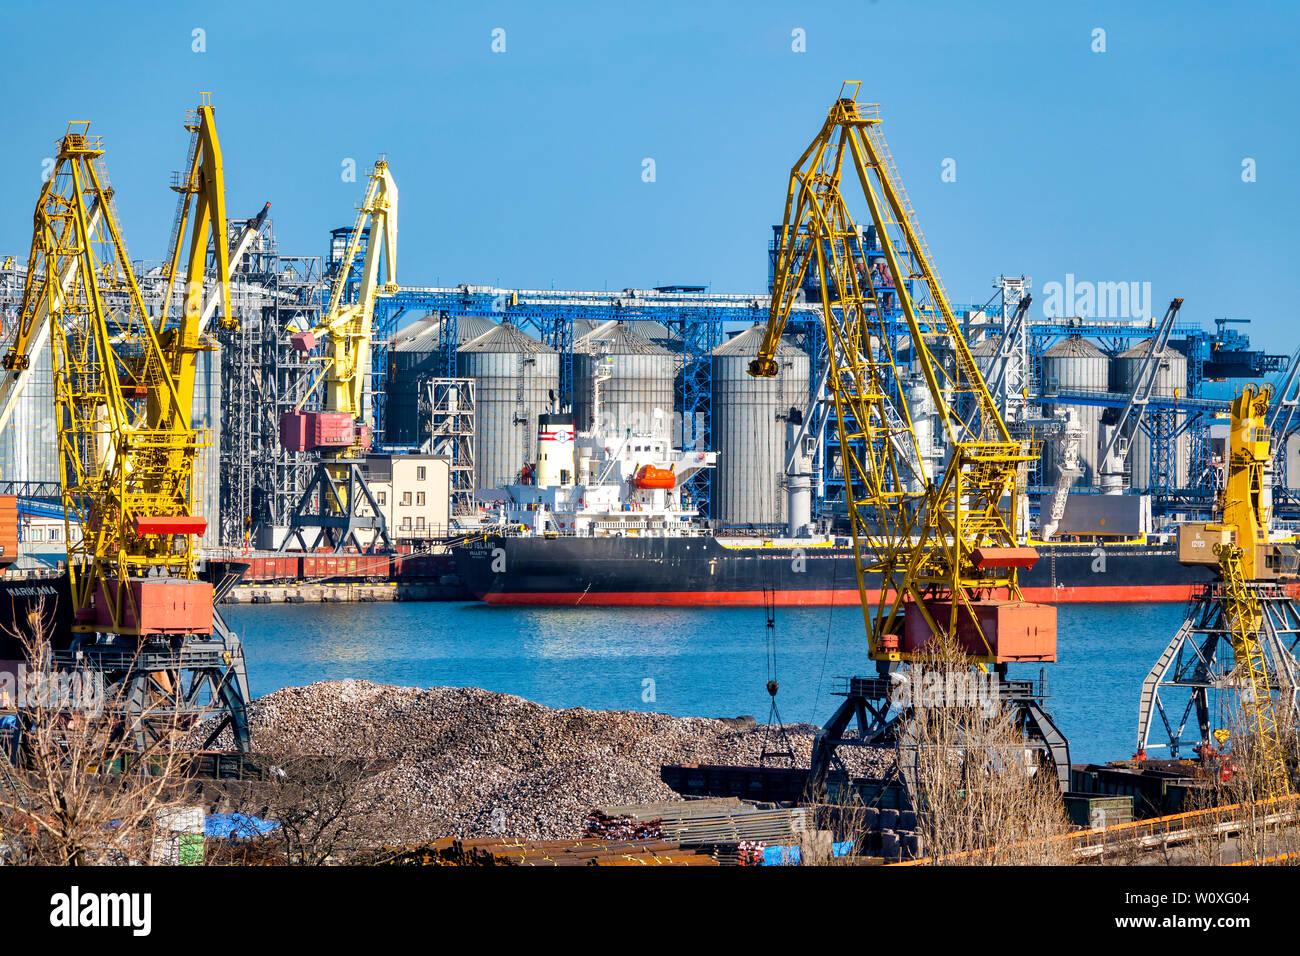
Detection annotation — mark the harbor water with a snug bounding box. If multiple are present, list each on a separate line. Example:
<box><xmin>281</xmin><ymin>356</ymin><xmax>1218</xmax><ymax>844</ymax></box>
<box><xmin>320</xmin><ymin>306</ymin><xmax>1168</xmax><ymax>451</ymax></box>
<box><xmin>224</xmin><ymin>600</ymin><xmax>1190</xmax><ymax>767</ymax></box>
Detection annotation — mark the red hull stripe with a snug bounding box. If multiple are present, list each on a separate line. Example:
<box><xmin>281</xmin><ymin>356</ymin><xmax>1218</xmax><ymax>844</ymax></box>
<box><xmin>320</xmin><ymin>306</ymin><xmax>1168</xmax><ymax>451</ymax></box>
<box><xmin>478</xmin><ymin>583</ymin><xmax>1290</xmax><ymax>607</ymax></box>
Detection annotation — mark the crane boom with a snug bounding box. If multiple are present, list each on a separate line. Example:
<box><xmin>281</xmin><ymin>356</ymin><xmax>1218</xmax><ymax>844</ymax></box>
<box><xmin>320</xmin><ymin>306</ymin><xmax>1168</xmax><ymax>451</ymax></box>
<box><xmin>279</xmin><ymin>160</ymin><xmax>397</xmax><ymax>553</ymax></box>
<box><xmin>3</xmin><ymin>106</ymin><xmax>250</xmax><ymax>751</ymax></box>
<box><xmin>751</xmin><ymin>87</ymin><xmax>1069</xmax><ymax>794</ymax></box>
<box><xmin>751</xmin><ymin>86</ymin><xmax>1033</xmax><ymax>663</ymax></box>
<box><xmin>291</xmin><ymin>159</ymin><xmax>397</xmax><ymax>447</ymax></box>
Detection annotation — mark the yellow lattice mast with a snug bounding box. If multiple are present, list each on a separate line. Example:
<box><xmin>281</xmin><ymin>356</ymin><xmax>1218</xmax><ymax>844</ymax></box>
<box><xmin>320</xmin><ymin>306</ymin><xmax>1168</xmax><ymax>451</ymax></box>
<box><xmin>280</xmin><ymin>160</ymin><xmax>398</xmax><ymax>551</ymax></box>
<box><xmin>1218</xmin><ymin>543</ymin><xmax>1288</xmax><ymax>797</ymax></box>
<box><xmin>0</xmin><ymin>105</ymin><xmax>250</xmax><ymax>752</ymax></box>
<box><xmin>290</xmin><ymin>159</ymin><xmax>398</xmax><ymax>455</ymax></box>
<box><xmin>21</xmin><ymin>123</ymin><xmax>210</xmax><ymax>633</ymax></box>
<box><xmin>1220</xmin><ymin>385</ymin><xmax>1289</xmax><ymax>797</ymax></box>
<box><xmin>156</xmin><ymin>93</ymin><xmax>233</xmax><ymax>387</ymax></box>
<box><xmin>317</xmin><ymin>160</ymin><xmax>398</xmax><ymax>434</ymax></box>
<box><xmin>752</xmin><ymin>85</ymin><xmax>1038</xmax><ymax>664</ymax></box>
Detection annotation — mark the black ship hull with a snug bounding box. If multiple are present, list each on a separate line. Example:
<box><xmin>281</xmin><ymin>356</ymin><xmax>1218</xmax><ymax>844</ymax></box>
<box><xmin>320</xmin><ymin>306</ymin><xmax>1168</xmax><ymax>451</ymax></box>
<box><xmin>455</xmin><ymin>534</ymin><xmax>1227</xmax><ymax>607</ymax></box>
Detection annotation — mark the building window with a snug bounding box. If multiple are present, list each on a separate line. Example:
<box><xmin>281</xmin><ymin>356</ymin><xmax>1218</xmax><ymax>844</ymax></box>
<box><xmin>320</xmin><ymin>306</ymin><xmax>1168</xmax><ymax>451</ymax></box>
<box><xmin>401</xmin><ymin>517</ymin><xmax>412</xmax><ymax>530</ymax></box>
<box><xmin>416</xmin><ymin>466</ymin><xmax>427</xmax><ymax>481</ymax></box>
<box><xmin>416</xmin><ymin>492</ymin><xmax>425</xmax><ymax>506</ymax></box>
<box><xmin>416</xmin><ymin>516</ymin><xmax>425</xmax><ymax>530</ymax></box>
<box><xmin>401</xmin><ymin>491</ymin><xmax>412</xmax><ymax>506</ymax></box>
<box><xmin>377</xmin><ymin>491</ymin><xmax>387</xmax><ymax>506</ymax></box>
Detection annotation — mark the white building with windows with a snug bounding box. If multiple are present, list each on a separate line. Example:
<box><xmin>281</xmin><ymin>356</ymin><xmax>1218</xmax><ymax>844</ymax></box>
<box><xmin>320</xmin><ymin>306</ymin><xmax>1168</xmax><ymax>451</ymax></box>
<box><xmin>355</xmin><ymin>454</ymin><xmax>451</xmax><ymax>543</ymax></box>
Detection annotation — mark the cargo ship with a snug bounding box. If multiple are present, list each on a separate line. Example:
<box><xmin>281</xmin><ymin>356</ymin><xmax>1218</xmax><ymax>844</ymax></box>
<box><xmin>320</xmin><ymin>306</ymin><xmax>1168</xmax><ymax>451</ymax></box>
<box><xmin>451</xmin><ymin>414</ymin><xmax>1232</xmax><ymax>606</ymax></box>
<box><xmin>454</xmin><ymin>532</ymin><xmax>1221</xmax><ymax>606</ymax></box>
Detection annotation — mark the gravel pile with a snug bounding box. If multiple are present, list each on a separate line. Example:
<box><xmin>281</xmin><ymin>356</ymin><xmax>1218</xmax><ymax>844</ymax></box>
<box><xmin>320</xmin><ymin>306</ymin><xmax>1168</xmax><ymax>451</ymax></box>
<box><xmin>204</xmin><ymin>680</ymin><xmax>894</xmax><ymax>842</ymax></box>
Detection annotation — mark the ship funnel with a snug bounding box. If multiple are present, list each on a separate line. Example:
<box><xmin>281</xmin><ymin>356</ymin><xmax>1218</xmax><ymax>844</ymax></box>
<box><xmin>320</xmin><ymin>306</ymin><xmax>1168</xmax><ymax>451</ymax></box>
<box><xmin>537</xmin><ymin>413</ymin><xmax>576</xmax><ymax>488</ymax></box>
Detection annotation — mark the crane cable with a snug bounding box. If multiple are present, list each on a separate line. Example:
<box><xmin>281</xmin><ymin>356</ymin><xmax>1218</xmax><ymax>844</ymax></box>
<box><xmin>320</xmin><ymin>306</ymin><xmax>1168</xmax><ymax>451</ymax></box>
<box><xmin>759</xmin><ymin>555</ymin><xmax>796</xmax><ymax>767</ymax></box>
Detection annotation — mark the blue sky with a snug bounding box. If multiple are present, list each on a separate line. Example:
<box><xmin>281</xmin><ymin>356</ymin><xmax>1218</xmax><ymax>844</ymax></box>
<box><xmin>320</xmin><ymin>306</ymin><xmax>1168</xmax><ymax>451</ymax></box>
<box><xmin>1</xmin><ymin>0</ymin><xmax>1296</xmax><ymax>349</ymax></box>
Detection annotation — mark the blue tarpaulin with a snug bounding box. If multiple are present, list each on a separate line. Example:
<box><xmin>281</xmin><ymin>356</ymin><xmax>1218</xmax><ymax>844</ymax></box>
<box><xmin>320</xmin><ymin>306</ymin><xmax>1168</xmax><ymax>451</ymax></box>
<box><xmin>761</xmin><ymin>840</ymin><xmax>855</xmax><ymax>866</ymax></box>
<box><xmin>204</xmin><ymin>813</ymin><xmax>280</xmax><ymax>839</ymax></box>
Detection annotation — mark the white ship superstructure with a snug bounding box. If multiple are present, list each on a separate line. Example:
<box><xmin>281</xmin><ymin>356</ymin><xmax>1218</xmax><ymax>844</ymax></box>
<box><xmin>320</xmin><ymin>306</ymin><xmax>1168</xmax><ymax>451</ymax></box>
<box><xmin>489</xmin><ymin>412</ymin><xmax>715</xmax><ymax>536</ymax></box>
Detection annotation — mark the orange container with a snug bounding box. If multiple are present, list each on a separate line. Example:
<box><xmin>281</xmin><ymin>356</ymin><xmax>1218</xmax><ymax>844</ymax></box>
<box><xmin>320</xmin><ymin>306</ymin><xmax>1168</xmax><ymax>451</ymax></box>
<box><xmin>94</xmin><ymin>578</ymin><xmax>213</xmax><ymax>636</ymax></box>
<box><xmin>0</xmin><ymin>495</ymin><xmax>17</xmax><ymax>568</ymax></box>
<box><xmin>971</xmin><ymin>546</ymin><xmax>1040</xmax><ymax>569</ymax></box>
<box><xmin>903</xmin><ymin>599</ymin><xmax>1056</xmax><ymax>662</ymax></box>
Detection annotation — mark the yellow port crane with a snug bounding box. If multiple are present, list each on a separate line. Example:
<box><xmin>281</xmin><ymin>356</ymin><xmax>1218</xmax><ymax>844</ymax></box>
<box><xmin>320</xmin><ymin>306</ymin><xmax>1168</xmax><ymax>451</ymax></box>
<box><xmin>1</xmin><ymin>101</ymin><xmax>250</xmax><ymax>750</ymax></box>
<box><xmin>1140</xmin><ymin>384</ymin><xmax>1295</xmax><ymax>797</ymax></box>
<box><xmin>281</xmin><ymin>159</ymin><xmax>398</xmax><ymax>552</ymax></box>
<box><xmin>751</xmin><ymin>84</ymin><xmax>1068</xmax><ymax>789</ymax></box>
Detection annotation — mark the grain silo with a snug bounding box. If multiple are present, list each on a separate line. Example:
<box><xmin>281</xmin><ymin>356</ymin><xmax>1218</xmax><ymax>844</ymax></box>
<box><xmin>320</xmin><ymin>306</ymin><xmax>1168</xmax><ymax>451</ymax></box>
<box><xmin>573</xmin><ymin>322</ymin><xmax>676</xmax><ymax>438</ymax></box>
<box><xmin>896</xmin><ymin>334</ymin><xmax>958</xmax><ymax>381</ymax></box>
<box><xmin>1112</xmin><ymin>337</ymin><xmax>1189</xmax><ymax>491</ymax></box>
<box><xmin>1041</xmin><ymin>335</ymin><xmax>1108</xmax><ymax>486</ymax></box>
<box><xmin>0</xmin><ymin>327</ymin><xmax>58</xmax><ymax>492</ymax></box>
<box><xmin>457</xmin><ymin>322</ymin><xmax>558</xmax><ymax>491</ymax></box>
<box><xmin>711</xmin><ymin>325</ymin><xmax>809</xmax><ymax>526</ymax></box>
<box><xmin>385</xmin><ymin>313</ymin><xmax>497</xmax><ymax>445</ymax></box>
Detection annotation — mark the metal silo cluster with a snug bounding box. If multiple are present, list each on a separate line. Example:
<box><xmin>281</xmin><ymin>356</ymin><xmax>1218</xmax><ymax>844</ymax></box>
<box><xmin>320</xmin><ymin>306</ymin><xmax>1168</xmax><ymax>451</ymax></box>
<box><xmin>385</xmin><ymin>313</ymin><xmax>497</xmax><ymax>446</ymax></box>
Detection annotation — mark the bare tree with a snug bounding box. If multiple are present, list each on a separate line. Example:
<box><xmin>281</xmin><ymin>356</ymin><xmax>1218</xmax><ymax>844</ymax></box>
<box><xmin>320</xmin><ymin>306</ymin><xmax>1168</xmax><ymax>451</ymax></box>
<box><xmin>0</xmin><ymin>597</ymin><xmax>199</xmax><ymax>865</ymax></box>
<box><xmin>240</xmin><ymin>748</ymin><xmax>392</xmax><ymax>865</ymax></box>
<box><xmin>902</xmin><ymin>641</ymin><xmax>1071</xmax><ymax>865</ymax></box>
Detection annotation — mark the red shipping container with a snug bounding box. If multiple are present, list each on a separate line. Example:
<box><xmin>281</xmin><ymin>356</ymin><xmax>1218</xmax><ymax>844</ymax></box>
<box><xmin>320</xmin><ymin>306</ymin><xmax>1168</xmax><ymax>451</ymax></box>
<box><xmin>94</xmin><ymin>578</ymin><xmax>213</xmax><ymax>636</ymax></box>
<box><xmin>903</xmin><ymin>599</ymin><xmax>1056</xmax><ymax>663</ymax></box>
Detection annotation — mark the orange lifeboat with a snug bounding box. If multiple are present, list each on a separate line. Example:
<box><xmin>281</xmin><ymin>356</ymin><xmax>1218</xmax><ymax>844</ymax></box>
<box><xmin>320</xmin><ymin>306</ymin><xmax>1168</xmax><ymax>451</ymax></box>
<box><xmin>632</xmin><ymin>465</ymin><xmax>676</xmax><ymax>490</ymax></box>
